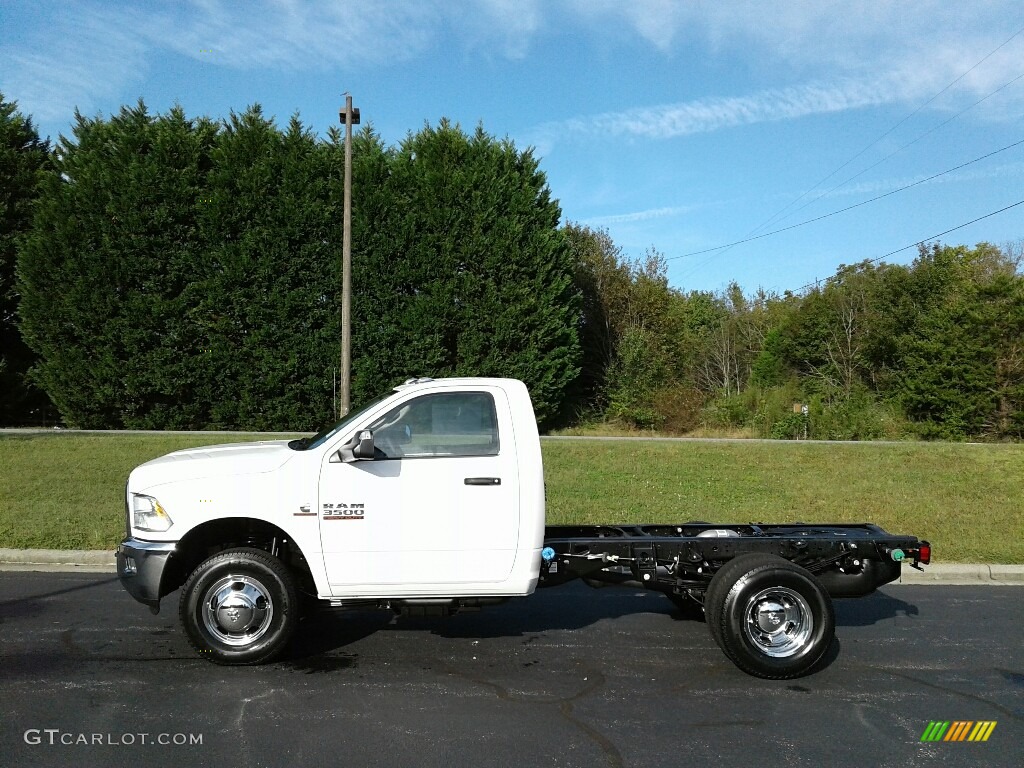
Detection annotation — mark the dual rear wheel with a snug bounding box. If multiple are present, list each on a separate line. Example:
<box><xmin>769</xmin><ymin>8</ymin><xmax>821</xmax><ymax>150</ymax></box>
<box><xmin>702</xmin><ymin>554</ymin><xmax>835</xmax><ymax>679</ymax></box>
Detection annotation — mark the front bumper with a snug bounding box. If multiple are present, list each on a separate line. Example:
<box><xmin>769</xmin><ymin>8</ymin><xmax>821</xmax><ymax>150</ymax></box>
<box><xmin>116</xmin><ymin>538</ymin><xmax>176</xmax><ymax>614</ymax></box>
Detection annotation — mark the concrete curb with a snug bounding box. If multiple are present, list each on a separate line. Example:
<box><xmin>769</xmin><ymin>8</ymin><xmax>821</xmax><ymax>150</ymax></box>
<box><xmin>0</xmin><ymin>548</ymin><xmax>115</xmax><ymax>565</ymax></box>
<box><xmin>895</xmin><ymin>563</ymin><xmax>1024</xmax><ymax>585</ymax></box>
<box><xmin>0</xmin><ymin>549</ymin><xmax>1022</xmax><ymax>584</ymax></box>
<box><xmin>0</xmin><ymin>548</ymin><xmax>116</xmax><ymax>574</ymax></box>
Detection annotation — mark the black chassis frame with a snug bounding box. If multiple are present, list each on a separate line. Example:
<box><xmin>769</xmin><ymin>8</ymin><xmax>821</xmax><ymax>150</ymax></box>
<box><xmin>540</xmin><ymin>522</ymin><xmax>930</xmax><ymax>600</ymax></box>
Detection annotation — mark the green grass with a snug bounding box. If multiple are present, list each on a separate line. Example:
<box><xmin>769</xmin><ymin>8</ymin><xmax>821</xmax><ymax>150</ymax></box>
<box><xmin>0</xmin><ymin>433</ymin><xmax>281</xmax><ymax>551</ymax></box>
<box><xmin>1</xmin><ymin>433</ymin><xmax>1021</xmax><ymax>563</ymax></box>
<box><xmin>544</xmin><ymin>440</ymin><xmax>1024</xmax><ymax>563</ymax></box>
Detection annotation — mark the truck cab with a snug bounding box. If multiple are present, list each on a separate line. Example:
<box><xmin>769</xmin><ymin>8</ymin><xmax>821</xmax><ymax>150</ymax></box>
<box><xmin>118</xmin><ymin>378</ymin><xmax>545</xmax><ymax>662</ymax></box>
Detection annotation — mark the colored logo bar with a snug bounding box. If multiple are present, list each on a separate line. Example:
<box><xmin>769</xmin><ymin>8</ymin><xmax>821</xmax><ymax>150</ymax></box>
<box><xmin>921</xmin><ymin>721</ymin><xmax>997</xmax><ymax>742</ymax></box>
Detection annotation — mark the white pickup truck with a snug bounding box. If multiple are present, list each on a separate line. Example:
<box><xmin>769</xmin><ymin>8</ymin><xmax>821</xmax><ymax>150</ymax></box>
<box><xmin>117</xmin><ymin>377</ymin><xmax>930</xmax><ymax>679</ymax></box>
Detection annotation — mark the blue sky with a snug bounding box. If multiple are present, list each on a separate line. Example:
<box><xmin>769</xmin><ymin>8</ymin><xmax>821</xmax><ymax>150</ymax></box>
<box><xmin>2</xmin><ymin>0</ymin><xmax>1023</xmax><ymax>294</ymax></box>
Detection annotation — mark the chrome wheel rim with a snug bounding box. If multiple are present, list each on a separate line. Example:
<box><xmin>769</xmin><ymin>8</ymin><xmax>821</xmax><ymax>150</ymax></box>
<box><xmin>201</xmin><ymin>574</ymin><xmax>274</xmax><ymax>647</ymax></box>
<box><xmin>743</xmin><ymin>586</ymin><xmax>813</xmax><ymax>658</ymax></box>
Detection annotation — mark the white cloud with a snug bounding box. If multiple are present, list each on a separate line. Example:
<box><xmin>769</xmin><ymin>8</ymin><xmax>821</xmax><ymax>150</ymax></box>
<box><xmin>566</xmin><ymin>1</ymin><xmax>1024</xmax><ymax>106</ymax></box>
<box><xmin>535</xmin><ymin>77</ymin><xmax>902</xmax><ymax>145</ymax></box>
<box><xmin>144</xmin><ymin>0</ymin><xmax>436</xmax><ymax>71</ymax></box>
<box><xmin>447</xmin><ymin>0</ymin><xmax>544</xmax><ymax>59</ymax></box>
<box><xmin>574</xmin><ymin>1</ymin><xmax>1022</xmax><ymax>75</ymax></box>
<box><xmin>0</xmin><ymin>5</ymin><xmax>149</xmax><ymax>129</ymax></box>
<box><xmin>567</xmin><ymin>0</ymin><xmax>688</xmax><ymax>52</ymax></box>
<box><xmin>584</xmin><ymin>204</ymin><xmax>700</xmax><ymax>226</ymax></box>
<box><xmin>528</xmin><ymin>2</ymin><xmax>1024</xmax><ymax>151</ymax></box>
<box><xmin>0</xmin><ymin>0</ymin><xmax>551</xmax><ymax>130</ymax></box>
<box><xmin>0</xmin><ymin>0</ymin><xmax>439</xmax><ymax>133</ymax></box>
<box><xmin>3</xmin><ymin>0</ymin><xmax>1022</xmax><ymax>142</ymax></box>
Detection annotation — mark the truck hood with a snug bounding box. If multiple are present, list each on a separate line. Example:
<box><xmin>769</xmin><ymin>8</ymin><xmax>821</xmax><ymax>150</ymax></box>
<box><xmin>128</xmin><ymin>441</ymin><xmax>296</xmax><ymax>491</ymax></box>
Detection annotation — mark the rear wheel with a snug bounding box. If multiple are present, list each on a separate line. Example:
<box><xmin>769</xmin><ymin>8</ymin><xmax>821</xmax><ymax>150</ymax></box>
<box><xmin>704</xmin><ymin>554</ymin><xmax>834</xmax><ymax>679</ymax></box>
<box><xmin>179</xmin><ymin>547</ymin><xmax>298</xmax><ymax>665</ymax></box>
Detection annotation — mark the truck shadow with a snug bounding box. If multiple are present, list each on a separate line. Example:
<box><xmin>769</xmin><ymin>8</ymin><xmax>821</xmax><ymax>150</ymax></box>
<box><xmin>0</xmin><ymin>575</ymin><xmax>121</xmax><ymax>623</ymax></box>
<box><xmin>288</xmin><ymin>609</ymin><xmax>393</xmax><ymax>664</ymax></box>
<box><xmin>286</xmin><ymin>583</ymin><xmax>919</xmax><ymax>664</ymax></box>
<box><xmin>286</xmin><ymin>583</ymin><xmax>684</xmax><ymax>662</ymax></box>
<box><xmin>832</xmin><ymin>590</ymin><xmax>920</xmax><ymax>626</ymax></box>
<box><xmin>405</xmin><ymin>587</ymin><xmax>683</xmax><ymax>640</ymax></box>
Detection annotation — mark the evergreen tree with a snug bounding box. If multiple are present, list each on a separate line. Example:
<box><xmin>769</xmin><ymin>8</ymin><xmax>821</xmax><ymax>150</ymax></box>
<box><xmin>197</xmin><ymin>108</ymin><xmax>338</xmax><ymax>430</ymax></box>
<box><xmin>351</xmin><ymin>121</ymin><xmax>580</xmax><ymax>427</ymax></box>
<box><xmin>0</xmin><ymin>93</ymin><xmax>50</xmax><ymax>424</ymax></box>
<box><xmin>18</xmin><ymin>102</ymin><xmax>216</xmax><ymax>427</ymax></box>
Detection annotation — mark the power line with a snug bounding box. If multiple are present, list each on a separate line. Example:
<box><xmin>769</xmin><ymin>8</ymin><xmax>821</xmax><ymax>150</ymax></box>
<box><xmin>674</xmin><ymin>25</ymin><xmax>1024</xmax><ymax>285</ymax></box>
<box><xmin>770</xmin><ymin>70</ymin><xmax>1024</xmax><ymax>228</ymax></box>
<box><xmin>667</xmin><ymin>136</ymin><xmax>1024</xmax><ymax>261</ymax></box>
<box><xmin>750</xmin><ymin>23</ymin><xmax>1024</xmax><ymax>236</ymax></box>
<box><xmin>794</xmin><ymin>197</ymin><xmax>1024</xmax><ymax>294</ymax></box>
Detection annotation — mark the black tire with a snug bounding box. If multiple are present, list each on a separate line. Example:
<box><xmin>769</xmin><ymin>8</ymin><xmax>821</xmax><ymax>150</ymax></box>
<box><xmin>179</xmin><ymin>547</ymin><xmax>299</xmax><ymax>665</ymax></box>
<box><xmin>704</xmin><ymin>554</ymin><xmax>765</xmax><ymax>649</ymax></box>
<box><xmin>704</xmin><ymin>554</ymin><xmax>834</xmax><ymax>679</ymax></box>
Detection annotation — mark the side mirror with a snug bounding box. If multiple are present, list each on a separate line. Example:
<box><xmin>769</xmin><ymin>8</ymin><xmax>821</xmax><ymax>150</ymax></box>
<box><xmin>352</xmin><ymin>430</ymin><xmax>376</xmax><ymax>460</ymax></box>
<box><xmin>336</xmin><ymin>429</ymin><xmax>376</xmax><ymax>463</ymax></box>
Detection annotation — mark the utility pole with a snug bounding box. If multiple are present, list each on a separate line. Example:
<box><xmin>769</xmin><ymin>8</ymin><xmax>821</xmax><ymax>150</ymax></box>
<box><xmin>339</xmin><ymin>93</ymin><xmax>360</xmax><ymax>417</ymax></box>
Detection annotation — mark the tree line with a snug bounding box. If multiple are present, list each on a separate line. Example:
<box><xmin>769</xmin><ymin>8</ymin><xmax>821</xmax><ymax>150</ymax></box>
<box><xmin>1</xmin><ymin>93</ymin><xmax>1021</xmax><ymax>439</ymax></box>
<box><xmin>568</xmin><ymin>227</ymin><xmax>1024</xmax><ymax>440</ymax></box>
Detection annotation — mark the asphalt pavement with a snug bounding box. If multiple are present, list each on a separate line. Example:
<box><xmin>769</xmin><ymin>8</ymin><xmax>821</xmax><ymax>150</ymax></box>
<box><xmin>0</xmin><ymin>570</ymin><xmax>1021</xmax><ymax>768</ymax></box>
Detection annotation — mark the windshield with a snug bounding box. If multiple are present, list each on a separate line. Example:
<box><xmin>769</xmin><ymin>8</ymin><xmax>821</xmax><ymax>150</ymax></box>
<box><xmin>288</xmin><ymin>391</ymin><xmax>396</xmax><ymax>451</ymax></box>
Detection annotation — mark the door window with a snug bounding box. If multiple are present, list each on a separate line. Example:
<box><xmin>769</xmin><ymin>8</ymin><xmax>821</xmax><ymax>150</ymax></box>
<box><xmin>367</xmin><ymin>392</ymin><xmax>499</xmax><ymax>459</ymax></box>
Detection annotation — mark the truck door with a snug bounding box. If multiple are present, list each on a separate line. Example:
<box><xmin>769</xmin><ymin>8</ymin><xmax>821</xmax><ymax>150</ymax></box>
<box><xmin>318</xmin><ymin>387</ymin><xmax>520</xmax><ymax>591</ymax></box>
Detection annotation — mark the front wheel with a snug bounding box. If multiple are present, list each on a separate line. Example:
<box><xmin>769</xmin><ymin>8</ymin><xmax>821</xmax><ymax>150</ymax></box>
<box><xmin>179</xmin><ymin>548</ymin><xmax>298</xmax><ymax>665</ymax></box>
<box><xmin>704</xmin><ymin>554</ymin><xmax>834</xmax><ymax>679</ymax></box>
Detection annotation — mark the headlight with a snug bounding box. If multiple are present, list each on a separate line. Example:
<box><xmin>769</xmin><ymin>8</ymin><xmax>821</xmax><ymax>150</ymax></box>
<box><xmin>132</xmin><ymin>494</ymin><xmax>174</xmax><ymax>532</ymax></box>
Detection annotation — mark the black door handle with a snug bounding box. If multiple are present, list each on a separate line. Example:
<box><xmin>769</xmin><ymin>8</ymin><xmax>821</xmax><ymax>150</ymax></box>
<box><xmin>464</xmin><ymin>477</ymin><xmax>501</xmax><ymax>486</ymax></box>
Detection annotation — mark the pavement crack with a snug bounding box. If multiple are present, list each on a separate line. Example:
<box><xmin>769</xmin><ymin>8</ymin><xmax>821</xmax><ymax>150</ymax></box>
<box><xmin>230</xmin><ymin>687</ymin><xmax>282</xmax><ymax>766</ymax></box>
<box><xmin>557</xmin><ymin>670</ymin><xmax>624</xmax><ymax>768</ymax></box>
<box><xmin>234</xmin><ymin>688</ymin><xmax>280</xmax><ymax>728</ymax></box>
<box><xmin>429</xmin><ymin>653</ymin><xmax>623</xmax><ymax>767</ymax></box>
